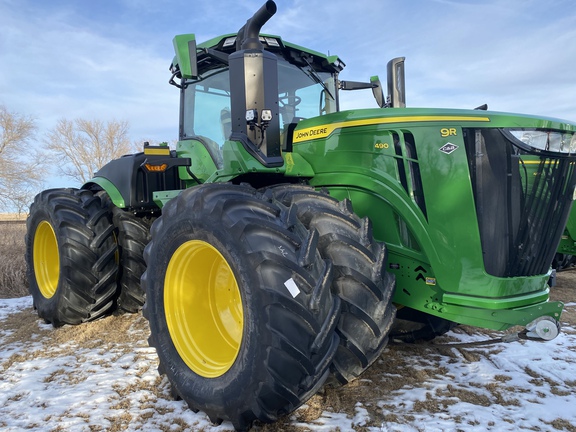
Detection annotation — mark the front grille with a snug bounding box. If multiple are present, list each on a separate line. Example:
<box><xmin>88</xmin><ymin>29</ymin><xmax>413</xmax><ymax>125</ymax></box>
<box><xmin>464</xmin><ymin>128</ymin><xmax>576</xmax><ymax>277</ymax></box>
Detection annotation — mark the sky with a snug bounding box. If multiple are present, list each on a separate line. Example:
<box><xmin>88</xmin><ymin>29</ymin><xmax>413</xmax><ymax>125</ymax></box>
<box><xmin>1</xmin><ymin>0</ymin><xmax>576</xmax><ymax>176</ymax></box>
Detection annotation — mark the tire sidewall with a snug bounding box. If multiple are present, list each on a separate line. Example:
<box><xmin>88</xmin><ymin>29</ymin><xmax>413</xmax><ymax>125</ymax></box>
<box><xmin>146</xmin><ymin>219</ymin><xmax>266</xmax><ymax>406</ymax></box>
<box><xmin>26</xmin><ymin>197</ymin><xmax>68</xmax><ymax>319</ymax></box>
<box><xmin>26</xmin><ymin>188</ymin><xmax>118</xmax><ymax>326</ymax></box>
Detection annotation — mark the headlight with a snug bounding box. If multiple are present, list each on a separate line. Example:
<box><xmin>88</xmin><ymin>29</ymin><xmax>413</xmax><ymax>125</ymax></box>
<box><xmin>509</xmin><ymin>130</ymin><xmax>576</xmax><ymax>154</ymax></box>
<box><xmin>571</xmin><ymin>133</ymin><xmax>576</xmax><ymax>153</ymax></box>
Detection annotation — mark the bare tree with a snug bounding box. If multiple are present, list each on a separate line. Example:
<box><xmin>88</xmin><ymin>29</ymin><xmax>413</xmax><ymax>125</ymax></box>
<box><xmin>46</xmin><ymin>118</ymin><xmax>136</xmax><ymax>184</ymax></box>
<box><xmin>0</xmin><ymin>105</ymin><xmax>45</xmax><ymax>213</ymax></box>
<box><xmin>133</xmin><ymin>138</ymin><xmax>177</xmax><ymax>150</ymax></box>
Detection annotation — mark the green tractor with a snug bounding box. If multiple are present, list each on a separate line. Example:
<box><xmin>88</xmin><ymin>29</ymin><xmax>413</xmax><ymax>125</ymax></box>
<box><xmin>25</xmin><ymin>1</ymin><xmax>576</xmax><ymax>429</ymax></box>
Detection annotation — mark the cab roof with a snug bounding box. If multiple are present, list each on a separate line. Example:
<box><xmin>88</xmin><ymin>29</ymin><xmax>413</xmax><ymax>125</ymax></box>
<box><xmin>171</xmin><ymin>32</ymin><xmax>345</xmax><ymax>79</ymax></box>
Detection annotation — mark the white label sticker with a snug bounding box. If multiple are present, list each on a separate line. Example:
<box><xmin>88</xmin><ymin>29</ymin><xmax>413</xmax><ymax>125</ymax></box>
<box><xmin>284</xmin><ymin>278</ymin><xmax>300</xmax><ymax>298</ymax></box>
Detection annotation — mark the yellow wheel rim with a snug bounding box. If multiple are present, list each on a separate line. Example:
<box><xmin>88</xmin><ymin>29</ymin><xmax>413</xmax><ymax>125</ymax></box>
<box><xmin>164</xmin><ymin>240</ymin><xmax>244</xmax><ymax>378</ymax></box>
<box><xmin>33</xmin><ymin>220</ymin><xmax>60</xmax><ymax>299</ymax></box>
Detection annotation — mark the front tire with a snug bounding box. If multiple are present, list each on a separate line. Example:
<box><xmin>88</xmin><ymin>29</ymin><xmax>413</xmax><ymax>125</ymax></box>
<box><xmin>270</xmin><ymin>185</ymin><xmax>396</xmax><ymax>386</ymax></box>
<box><xmin>142</xmin><ymin>183</ymin><xmax>340</xmax><ymax>430</ymax></box>
<box><xmin>25</xmin><ymin>188</ymin><xmax>118</xmax><ymax>327</ymax></box>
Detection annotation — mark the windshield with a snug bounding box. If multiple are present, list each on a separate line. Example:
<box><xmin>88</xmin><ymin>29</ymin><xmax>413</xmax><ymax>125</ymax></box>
<box><xmin>181</xmin><ymin>58</ymin><xmax>337</xmax><ymax>145</ymax></box>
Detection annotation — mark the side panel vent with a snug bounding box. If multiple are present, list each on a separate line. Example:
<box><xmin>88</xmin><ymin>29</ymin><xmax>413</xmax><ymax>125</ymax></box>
<box><xmin>393</xmin><ymin>131</ymin><xmax>428</xmax><ymax>219</ymax></box>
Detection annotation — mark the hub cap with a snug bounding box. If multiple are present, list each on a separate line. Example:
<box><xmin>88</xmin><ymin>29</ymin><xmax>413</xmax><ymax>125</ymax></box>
<box><xmin>164</xmin><ymin>240</ymin><xmax>244</xmax><ymax>378</ymax></box>
<box><xmin>33</xmin><ymin>221</ymin><xmax>60</xmax><ymax>299</ymax></box>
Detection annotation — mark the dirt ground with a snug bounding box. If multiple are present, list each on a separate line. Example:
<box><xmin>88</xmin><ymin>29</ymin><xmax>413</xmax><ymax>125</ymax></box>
<box><xmin>1</xmin><ymin>271</ymin><xmax>575</xmax><ymax>431</ymax></box>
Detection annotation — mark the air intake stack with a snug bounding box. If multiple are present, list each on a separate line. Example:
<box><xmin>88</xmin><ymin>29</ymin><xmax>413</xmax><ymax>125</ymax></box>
<box><xmin>229</xmin><ymin>1</ymin><xmax>283</xmax><ymax>167</ymax></box>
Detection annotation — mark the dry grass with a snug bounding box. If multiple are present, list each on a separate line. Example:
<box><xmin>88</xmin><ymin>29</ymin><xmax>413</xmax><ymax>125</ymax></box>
<box><xmin>0</xmin><ymin>222</ymin><xmax>28</xmax><ymax>298</ymax></box>
<box><xmin>0</xmin><ymin>213</ymin><xmax>27</xmax><ymax>221</ymax></box>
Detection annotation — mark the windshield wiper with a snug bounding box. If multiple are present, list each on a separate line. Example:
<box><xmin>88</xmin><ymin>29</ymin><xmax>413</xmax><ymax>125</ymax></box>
<box><xmin>299</xmin><ymin>55</ymin><xmax>335</xmax><ymax>101</ymax></box>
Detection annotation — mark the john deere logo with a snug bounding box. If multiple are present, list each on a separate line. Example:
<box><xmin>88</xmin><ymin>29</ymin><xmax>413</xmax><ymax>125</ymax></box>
<box><xmin>439</xmin><ymin>143</ymin><xmax>458</xmax><ymax>154</ymax></box>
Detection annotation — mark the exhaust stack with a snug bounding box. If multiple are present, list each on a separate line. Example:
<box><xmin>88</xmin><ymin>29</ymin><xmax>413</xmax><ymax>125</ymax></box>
<box><xmin>387</xmin><ymin>57</ymin><xmax>406</xmax><ymax>108</ymax></box>
<box><xmin>236</xmin><ymin>1</ymin><xmax>277</xmax><ymax>50</ymax></box>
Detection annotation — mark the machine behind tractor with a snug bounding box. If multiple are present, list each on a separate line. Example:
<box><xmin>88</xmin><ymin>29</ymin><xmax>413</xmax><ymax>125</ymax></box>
<box><xmin>25</xmin><ymin>1</ymin><xmax>576</xmax><ymax>429</ymax></box>
<box><xmin>554</xmin><ymin>209</ymin><xmax>576</xmax><ymax>269</ymax></box>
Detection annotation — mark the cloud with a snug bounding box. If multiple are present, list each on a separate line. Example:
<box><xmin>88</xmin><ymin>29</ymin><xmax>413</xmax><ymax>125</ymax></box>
<box><xmin>0</xmin><ymin>1</ymin><xmax>178</xmax><ymax>142</ymax></box>
<box><xmin>268</xmin><ymin>0</ymin><xmax>576</xmax><ymax>120</ymax></box>
<box><xmin>392</xmin><ymin>0</ymin><xmax>576</xmax><ymax>118</ymax></box>
<box><xmin>1</xmin><ymin>0</ymin><xmax>575</xmax><ymax>150</ymax></box>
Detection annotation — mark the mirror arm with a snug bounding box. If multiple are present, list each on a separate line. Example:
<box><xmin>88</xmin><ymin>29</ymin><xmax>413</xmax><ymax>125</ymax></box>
<box><xmin>339</xmin><ymin>80</ymin><xmax>377</xmax><ymax>91</ymax></box>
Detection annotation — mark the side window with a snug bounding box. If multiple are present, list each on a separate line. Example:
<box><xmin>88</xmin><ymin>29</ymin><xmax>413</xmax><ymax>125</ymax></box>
<box><xmin>193</xmin><ymin>89</ymin><xmax>230</xmax><ymax>144</ymax></box>
<box><xmin>182</xmin><ymin>85</ymin><xmax>195</xmax><ymax>139</ymax></box>
<box><xmin>181</xmin><ymin>69</ymin><xmax>231</xmax><ymax>145</ymax></box>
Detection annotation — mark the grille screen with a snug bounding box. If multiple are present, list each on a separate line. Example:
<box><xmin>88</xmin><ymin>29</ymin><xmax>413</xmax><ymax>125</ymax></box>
<box><xmin>464</xmin><ymin>128</ymin><xmax>576</xmax><ymax>277</ymax></box>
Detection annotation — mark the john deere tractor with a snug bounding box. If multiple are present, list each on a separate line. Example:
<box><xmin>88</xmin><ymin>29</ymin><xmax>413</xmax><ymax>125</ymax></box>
<box><xmin>25</xmin><ymin>1</ymin><xmax>576</xmax><ymax>429</ymax></box>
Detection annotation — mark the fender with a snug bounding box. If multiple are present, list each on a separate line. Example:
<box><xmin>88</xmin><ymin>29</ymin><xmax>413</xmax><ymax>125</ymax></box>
<box><xmin>84</xmin><ymin>148</ymin><xmax>190</xmax><ymax>211</ymax></box>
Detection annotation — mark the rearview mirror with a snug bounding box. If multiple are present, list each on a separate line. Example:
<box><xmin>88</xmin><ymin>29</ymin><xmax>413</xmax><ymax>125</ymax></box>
<box><xmin>370</xmin><ymin>76</ymin><xmax>385</xmax><ymax>108</ymax></box>
<box><xmin>173</xmin><ymin>34</ymin><xmax>199</xmax><ymax>79</ymax></box>
<box><xmin>386</xmin><ymin>57</ymin><xmax>406</xmax><ymax>108</ymax></box>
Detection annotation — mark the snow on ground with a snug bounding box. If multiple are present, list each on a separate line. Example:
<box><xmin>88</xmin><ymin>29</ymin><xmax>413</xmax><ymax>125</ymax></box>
<box><xmin>1</xmin><ymin>293</ymin><xmax>576</xmax><ymax>431</ymax></box>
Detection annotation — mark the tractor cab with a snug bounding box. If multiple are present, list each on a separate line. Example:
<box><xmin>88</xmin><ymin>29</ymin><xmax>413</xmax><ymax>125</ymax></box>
<box><xmin>170</xmin><ymin>33</ymin><xmax>344</xmax><ymax>167</ymax></box>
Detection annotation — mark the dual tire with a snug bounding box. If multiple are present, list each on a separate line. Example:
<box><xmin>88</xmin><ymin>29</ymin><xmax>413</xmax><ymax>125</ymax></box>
<box><xmin>142</xmin><ymin>183</ymin><xmax>396</xmax><ymax>428</ymax></box>
<box><xmin>25</xmin><ymin>188</ymin><xmax>118</xmax><ymax>326</ymax></box>
<box><xmin>269</xmin><ymin>185</ymin><xmax>396</xmax><ymax>385</ymax></box>
<box><xmin>26</xmin><ymin>188</ymin><xmax>155</xmax><ymax>326</ymax></box>
<box><xmin>26</xmin><ymin>183</ymin><xmax>396</xmax><ymax>429</ymax></box>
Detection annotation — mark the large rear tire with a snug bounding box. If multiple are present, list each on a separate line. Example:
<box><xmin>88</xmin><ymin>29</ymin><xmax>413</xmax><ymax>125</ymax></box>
<box><xmin>270</xmin><ymin>185</ymin><xmax>396</xmax><ymax>386</ymax></box>
<box><xmin>25</xmin><ymin>188</ymin><xmax>118</xmax><ymax>327</ymax></box>
<box><xmin>142</xmin><ymin>183</ymin><xmax>340</xmax><ymax>430</ymax></box>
